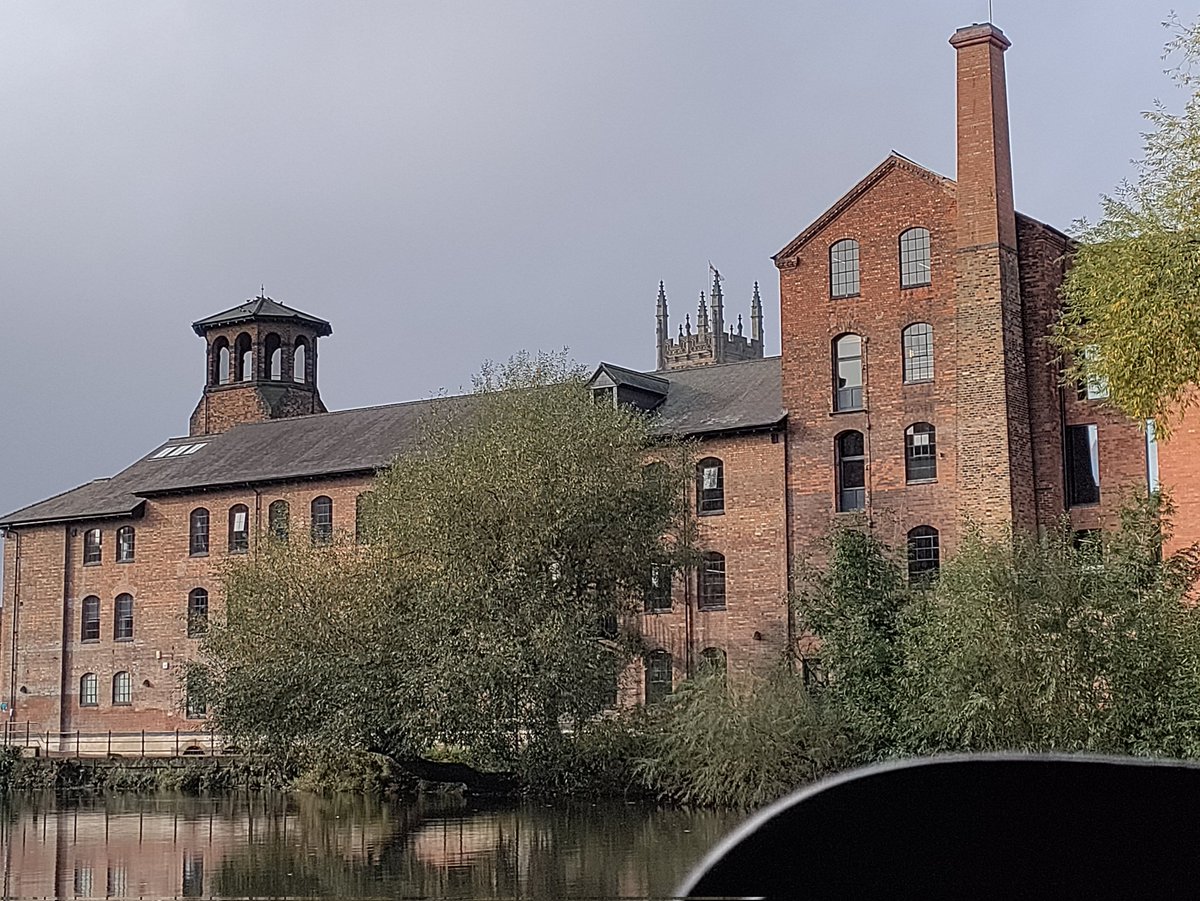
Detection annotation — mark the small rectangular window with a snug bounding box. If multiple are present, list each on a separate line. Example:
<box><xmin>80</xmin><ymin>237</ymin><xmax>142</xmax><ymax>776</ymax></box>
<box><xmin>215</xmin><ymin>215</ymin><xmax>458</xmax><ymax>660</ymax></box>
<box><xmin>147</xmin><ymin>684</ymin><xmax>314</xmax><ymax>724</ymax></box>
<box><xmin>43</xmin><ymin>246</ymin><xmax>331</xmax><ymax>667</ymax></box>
<box><xmin>1066</xmin><ymin>424</ymin><xmax>1100</xmax><ymax>507</ymax></box>
<box><xmin>83</xmin><ymin>529</ymin><xmax>102</xmax><ymax>565</ymax></box>
<box><xmin>645</xmin><ymin>564</ymin><xmax>672</xmax><ymax>612</ymax></box>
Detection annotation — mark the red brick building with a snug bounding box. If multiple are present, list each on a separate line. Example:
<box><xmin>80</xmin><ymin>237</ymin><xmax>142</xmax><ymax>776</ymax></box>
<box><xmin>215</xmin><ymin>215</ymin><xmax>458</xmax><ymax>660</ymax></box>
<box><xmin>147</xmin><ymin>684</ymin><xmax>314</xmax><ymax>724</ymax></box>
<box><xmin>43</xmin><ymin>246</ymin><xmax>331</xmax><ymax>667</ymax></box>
<box><xmin>0</xmin><ymin>22</ymin><xmax>1173</xmax><ymax>735</ymax></box>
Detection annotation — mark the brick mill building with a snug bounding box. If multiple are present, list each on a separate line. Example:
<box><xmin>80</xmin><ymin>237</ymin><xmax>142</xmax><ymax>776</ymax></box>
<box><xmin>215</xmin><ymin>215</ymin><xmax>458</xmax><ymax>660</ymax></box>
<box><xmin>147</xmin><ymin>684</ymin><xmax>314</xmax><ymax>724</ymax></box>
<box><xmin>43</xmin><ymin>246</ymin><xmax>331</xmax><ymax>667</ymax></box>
<box><xmin>0</xmin><ymin>23</ymin><xmax>1173</xmax><ymax>737</ymax></box>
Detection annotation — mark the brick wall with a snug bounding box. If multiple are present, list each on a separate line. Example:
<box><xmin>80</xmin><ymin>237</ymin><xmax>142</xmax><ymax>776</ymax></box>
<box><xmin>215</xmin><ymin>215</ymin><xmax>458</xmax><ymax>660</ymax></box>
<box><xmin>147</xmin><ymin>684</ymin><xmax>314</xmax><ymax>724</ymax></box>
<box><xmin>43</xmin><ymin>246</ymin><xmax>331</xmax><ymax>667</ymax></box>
<box><xmin>622</xmin><ymin>429</ymin><xmax>790</xmax><ymax>704</ymax></box>
<box><xmin>1</xmin><ymin>476</ymin><xmax>371</xmax><ymax>734</ymax></box>
<box><xmin>777</xmin><ymin>161</ymin><xmax>962</xmax><ymax>563</ymax></box>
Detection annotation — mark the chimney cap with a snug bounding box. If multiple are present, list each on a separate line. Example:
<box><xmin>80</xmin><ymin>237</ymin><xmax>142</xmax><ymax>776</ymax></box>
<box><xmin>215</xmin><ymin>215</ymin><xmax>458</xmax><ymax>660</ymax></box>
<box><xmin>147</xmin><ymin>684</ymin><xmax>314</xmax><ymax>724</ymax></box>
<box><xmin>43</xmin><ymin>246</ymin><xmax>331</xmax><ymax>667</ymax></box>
<box><xmin>949</xmin><ymin>23</ymin><xmax>1010</xmax><ymax>51</ymax></box>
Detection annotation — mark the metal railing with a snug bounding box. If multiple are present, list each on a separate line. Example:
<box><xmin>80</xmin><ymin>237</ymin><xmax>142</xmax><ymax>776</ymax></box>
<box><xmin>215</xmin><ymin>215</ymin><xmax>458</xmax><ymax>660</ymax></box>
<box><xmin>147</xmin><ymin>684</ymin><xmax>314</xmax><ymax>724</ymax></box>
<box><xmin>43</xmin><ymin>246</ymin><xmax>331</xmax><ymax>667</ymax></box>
<box><xmin>1</xmin><ymin>722</ymin><xmax>228</xmax><ymax>758</ymax></box>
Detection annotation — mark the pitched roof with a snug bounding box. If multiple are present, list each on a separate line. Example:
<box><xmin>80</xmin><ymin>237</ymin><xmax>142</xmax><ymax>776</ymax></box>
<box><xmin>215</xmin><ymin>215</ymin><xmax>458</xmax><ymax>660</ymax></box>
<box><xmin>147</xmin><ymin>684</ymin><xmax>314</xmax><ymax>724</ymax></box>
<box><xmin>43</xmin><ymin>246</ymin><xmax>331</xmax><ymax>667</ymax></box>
<box><xmin>191</xmin><ymin>296</ymin><xmax>333</xmax><ymax>337</ymax></box>
<box><xmin>773</xmin><ymin>153</ymin><xmax>956</xmax><ymax>264</ymax></box>
<box><xmin>1</xmin><ymin>358</ymin><xmax>785</xmax><ymax>528</ymax></box>
<box><xmin>589</xmin><ymin>363</ymin><xmax>670</xmax><ymax>397</ymax></box>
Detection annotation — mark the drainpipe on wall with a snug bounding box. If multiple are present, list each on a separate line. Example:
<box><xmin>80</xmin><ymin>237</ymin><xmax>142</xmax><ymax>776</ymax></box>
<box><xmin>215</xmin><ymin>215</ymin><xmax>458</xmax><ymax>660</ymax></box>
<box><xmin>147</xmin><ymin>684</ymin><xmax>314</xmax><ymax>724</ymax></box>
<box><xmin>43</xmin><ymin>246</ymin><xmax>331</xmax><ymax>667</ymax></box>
<box><xmin>58</xmin><ymin>525</ymin><xmax>73</xmax><ymax>734</ymax></box>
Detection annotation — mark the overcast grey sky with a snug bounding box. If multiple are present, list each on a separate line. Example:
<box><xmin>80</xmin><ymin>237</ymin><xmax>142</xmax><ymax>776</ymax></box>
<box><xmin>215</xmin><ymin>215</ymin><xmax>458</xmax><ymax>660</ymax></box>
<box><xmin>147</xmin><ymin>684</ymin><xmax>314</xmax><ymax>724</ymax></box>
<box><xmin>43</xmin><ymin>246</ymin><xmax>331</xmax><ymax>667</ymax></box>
<box><xmin>0</xmin><ymin>1</ymin><xmax>1180</xmax><ymax>523</ymax></box>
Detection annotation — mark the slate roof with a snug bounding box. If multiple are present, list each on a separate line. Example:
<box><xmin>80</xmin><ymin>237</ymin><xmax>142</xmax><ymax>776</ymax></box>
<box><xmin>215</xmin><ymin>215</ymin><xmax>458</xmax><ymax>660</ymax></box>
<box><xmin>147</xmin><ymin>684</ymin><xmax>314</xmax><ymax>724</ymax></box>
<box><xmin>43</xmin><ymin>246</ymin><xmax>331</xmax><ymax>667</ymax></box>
<box><xmin>0</xmin><ymin>357</ymin><xmax>785</xmax><ymax>528</ymax></box>
<box><xmin>590</xmin><ymin>362</ymin><xmax>670</xmax><ymax>397</ymax></box>
<box><xmin>191</xmin><ymin>296</ymin><xmax>333</xmax><ymax>337</ymax></box>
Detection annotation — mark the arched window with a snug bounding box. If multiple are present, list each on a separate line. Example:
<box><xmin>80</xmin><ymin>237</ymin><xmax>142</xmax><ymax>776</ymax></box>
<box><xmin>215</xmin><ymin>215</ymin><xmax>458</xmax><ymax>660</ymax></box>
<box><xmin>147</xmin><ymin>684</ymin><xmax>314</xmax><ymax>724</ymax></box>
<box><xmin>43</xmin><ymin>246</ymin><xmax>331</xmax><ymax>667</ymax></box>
<box><xmin>833</xmin><ymin>334</ymin><xmax>863</xmax><ymax>411</ymax></box>
<box><xmin>268</xmin><ymin>500</ymin><xmax>290</xmax><ymax>541</ymax></box>
<box><xmin>293</xmin><ymin>338</ymin><xmax>308</xmax><ymax>383</ymax></box>
<box><xmin>82</xmin><ymin>528</ymin><xmax>102</xmax><ymax>565</ymax></box>
<box><xmin>311</xmin><ymin>496</ymin><xmax>333</xmax><ymax>545</ymax></box>
<box><xmin>645</xmin><ymin>563</ymin><xmax>672</xmax><ymax>612</ymax></box>
<box><xmin>905</xmin><ymin>423</ymin><xmax>937</xmax><ymax>482</ymax></box>
<box><xmin>81</xmin><ymin>596</ymin><xmax>101</xmax><ymax>642</ymax></box>
<box><xmin>830</xmin><ymin>239</ymin><xmax>860</xmax><ymax>298</ymax></box>
<box><xmin>836</xmin><ymin>431</ymin><xmax>866</xmax><ymax>512</ymax></box>
<box><xmin>699</xmin><ymin>551</ymin><xmax>726</xmax><ymax>610</ymax></box>
<box><xmin>699</xmin><ymin>646</ymin><xmax>727</xmax><ymax>677</ymax></box>
<box><xmin>908</xmin><ymin>526</ymin><xmax>940</xmax><ymax>583</ymax></box>
<box><xmin>355</xmin><ymin>492</ymin><xmax>372</xmax><ymax>544</ymax></box>
<box><xmin>899</xmin><ymin>227</ymin><xmax>932</xmax><ymax>288</ymax></box>
<box><xmin>80</xmin><ymin>673</ymin><xmax>98</xmax><ymax>707</ymax></box>
<box><xmin>185</xmin><ymin>672</ymin><xmax>207</xmax><ymax>719</ymax></box>
<box><xmin>112</xmin><ymin>671</ymin><xmax>132</xmax><ymax>706</ymax></box>
<box><xmin>645</xmin><ymin>650</ymin><xmax>673</xmax><ymax>704</ymax></box>
<box><xmin>264</xmin><ymin>332</ymin><xmax>283</xmax><ymax>380</ymax></box>
<box><xmin>188</xmin><ymin>588</ymin><xmax>209</xmax><ymax>637</ymax></box>
<box><xmin>228</xmin><ymin>504</ymin><xmax>250</xmax><ymax>553</ymax></box>
<box><xmin>212</xmin><ymin>336</ymin><xmax>231</xmax><ymax>385</ymax></box>
<box><xmin>902</xmin><ymin>322</ymin><xmax>934</xmax><ymax>383</ymax></box>
<box><xmin>114</xmin><ymin>593</ymin><xmax>134</xmax><ymax>640</ymax></box>
<box><xmin>696</xmin><ymin>457</ymin><xmax>725</xmax><ymax>514</ymax></box>
<box><xmin>189</xmin><ymin>507</ymin><xmax>210</xmax><ymax>556</ymax></box>
<box><xmin>234</xmin><ymin>332</ymin><xmax>253</xmax><ymax>382</ymax></box>
<box><xmin>116</xmin><ymin>525</ymin><xmax>135</xmax><ymax>563</ymax></box>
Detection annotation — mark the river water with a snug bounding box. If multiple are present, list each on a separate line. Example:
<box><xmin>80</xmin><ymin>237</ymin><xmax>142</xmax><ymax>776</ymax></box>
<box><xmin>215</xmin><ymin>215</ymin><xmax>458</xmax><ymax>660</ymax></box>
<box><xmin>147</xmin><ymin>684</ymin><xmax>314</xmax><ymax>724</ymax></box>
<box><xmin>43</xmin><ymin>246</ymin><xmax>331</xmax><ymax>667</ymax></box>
<box><xmin>0</xmin><ymin>793</ymin><xmax>742</xmax><ymax>900</ymax></box>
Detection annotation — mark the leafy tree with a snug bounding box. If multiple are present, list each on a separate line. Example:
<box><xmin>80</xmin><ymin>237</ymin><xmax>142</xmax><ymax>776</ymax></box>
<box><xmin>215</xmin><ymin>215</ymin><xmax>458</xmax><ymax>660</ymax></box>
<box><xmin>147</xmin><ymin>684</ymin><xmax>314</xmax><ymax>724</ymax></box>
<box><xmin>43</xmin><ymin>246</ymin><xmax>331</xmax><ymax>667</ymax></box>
<box><xmin>1054</xmin><ymin>17</ymin><xmax>1200</xmax><ymax>432</ymax></box>
<box><xmin>200</xmin><ymin>351</ymin><xmax>693</xmax><ymax>766</ymax></box>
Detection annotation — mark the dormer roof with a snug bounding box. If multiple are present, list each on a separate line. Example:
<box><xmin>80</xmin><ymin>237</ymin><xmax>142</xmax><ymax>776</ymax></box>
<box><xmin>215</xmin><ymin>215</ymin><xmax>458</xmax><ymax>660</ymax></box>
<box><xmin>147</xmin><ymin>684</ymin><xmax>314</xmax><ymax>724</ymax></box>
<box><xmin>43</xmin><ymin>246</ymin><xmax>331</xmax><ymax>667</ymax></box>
<box><xmin>191</xmin><ymin>296</ymin><xmax>333</xmax><ymax>337</ymax></box>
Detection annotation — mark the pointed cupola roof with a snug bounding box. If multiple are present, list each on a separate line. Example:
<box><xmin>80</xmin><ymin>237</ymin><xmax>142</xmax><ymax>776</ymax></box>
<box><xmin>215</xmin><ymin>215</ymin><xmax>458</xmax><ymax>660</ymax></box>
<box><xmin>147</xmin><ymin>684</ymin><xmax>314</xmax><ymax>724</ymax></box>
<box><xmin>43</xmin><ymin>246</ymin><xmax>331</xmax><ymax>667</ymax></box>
<box><xmin>191</xmin><ymin>295</ymin><xmax>333</xmax><ymax>337</ymax></box>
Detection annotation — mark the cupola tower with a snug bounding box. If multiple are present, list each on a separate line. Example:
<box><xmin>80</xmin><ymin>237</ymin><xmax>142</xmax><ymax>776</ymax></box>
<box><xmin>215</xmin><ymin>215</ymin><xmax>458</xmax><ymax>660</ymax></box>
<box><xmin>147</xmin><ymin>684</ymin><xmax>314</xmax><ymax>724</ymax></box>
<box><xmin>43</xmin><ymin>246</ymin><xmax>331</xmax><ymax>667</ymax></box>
<box><xmin>188</xmin><ymin>295</ymin><xmax>332</xmax><ymax>437</ymax></box>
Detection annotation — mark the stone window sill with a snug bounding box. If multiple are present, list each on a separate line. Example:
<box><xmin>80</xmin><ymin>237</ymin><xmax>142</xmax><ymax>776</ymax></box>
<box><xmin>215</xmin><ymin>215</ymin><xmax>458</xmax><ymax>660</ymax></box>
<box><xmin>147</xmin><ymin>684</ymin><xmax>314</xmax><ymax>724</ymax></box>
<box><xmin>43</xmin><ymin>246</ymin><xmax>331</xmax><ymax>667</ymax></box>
<box><xmin>82</xmin><ymin>561</ymin><xmax>101</xmax><ymax>567</ymax></box>
<box><xmin>698</xmin><ymin>605</ymin><xmax>726</xmax><ymax>613</ymax></box>
<box><xmin>906</xmin><ymin>478</ymin><xmax>938</xmax><ymax>486</ymax></box>
<box><xmin>697</xmin><ymin>509</ymin><xmax>725</xmax><ymax>517</ymax></box>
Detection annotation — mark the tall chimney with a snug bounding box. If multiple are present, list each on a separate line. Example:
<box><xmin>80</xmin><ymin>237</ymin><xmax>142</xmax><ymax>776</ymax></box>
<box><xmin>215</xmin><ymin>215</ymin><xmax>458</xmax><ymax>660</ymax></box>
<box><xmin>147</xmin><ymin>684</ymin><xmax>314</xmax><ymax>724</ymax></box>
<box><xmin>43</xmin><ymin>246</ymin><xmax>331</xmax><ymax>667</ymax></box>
<box><xmin>949</xmin><ymin>23</ymin><xmax>1037</xmax><ymax>535</ymax></box>
<box><xmin>950</xmin><ymin>24</ymin><xmax>1017</xmax><ymax>251</ymax></box>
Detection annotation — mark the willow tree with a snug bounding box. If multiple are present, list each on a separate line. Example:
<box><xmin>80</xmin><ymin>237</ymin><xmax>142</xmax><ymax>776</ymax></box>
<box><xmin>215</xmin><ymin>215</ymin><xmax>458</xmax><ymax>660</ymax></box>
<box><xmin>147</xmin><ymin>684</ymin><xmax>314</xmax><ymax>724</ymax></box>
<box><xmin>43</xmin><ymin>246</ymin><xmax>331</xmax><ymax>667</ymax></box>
<box><xmin>201</xmin><ymin>351</ymin><xmax>693</xmax><ymax>765</ymax></box>
<box><xmin>1054</xmin><ymin>18</ymin><xmax>1200</xmax><ymax>433</ymax></box>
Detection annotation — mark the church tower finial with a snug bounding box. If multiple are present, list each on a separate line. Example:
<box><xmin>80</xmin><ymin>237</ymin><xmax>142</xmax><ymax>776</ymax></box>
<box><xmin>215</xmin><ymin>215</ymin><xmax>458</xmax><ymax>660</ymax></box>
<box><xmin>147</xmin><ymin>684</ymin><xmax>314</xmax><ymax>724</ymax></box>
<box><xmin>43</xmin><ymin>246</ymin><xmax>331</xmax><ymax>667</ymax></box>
<box><xmin>751</xmin><ymin>280</ymin><xmax>764</xmax><ymax>344</ymax></box>
<box><xmin>655</xmin><ymin>281</ymin><xmax>669</xmax><ymax>371</ymax></box>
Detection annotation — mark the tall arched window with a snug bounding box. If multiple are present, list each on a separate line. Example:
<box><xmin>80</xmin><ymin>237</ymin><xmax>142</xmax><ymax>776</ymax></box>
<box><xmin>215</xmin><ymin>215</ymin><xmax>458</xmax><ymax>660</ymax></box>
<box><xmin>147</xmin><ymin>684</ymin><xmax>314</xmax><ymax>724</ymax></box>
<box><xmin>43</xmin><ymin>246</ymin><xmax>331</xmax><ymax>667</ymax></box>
<box><xmin>80</xmin><ymin>673</ymin><xmax>98</xmax><ymax>707</ymax></box>
<box><xmin>189</xmin><ymin>508</ymin><xmax>210</xmax><ymax>556</ymax></box>
<box><xmin>836</xmin><ymin>430</ymin><xmax>866</xmax><ymax>512</ymax></box>
<box><xmin>114</xmin><ymin>593</ymin><xmax>134</xmax><ymax>640</ymax></box>
<box><xmin>311</xmin><ymin>496</ymin><xmax>333</xmax><ymax>545</ymax></box>
<box><xmin>233</xmin><ymin>332</ymin><xmax>253</xmax><ymax>382</ymax></box>
<box><xmin>699</xmin><ymin>646</ymin><xmax>727</xmax><ymax>677</ymax></box>
<box><xmin>82</xmin><ymin>528</ymin><xmax>102</xmax><ymax>565</ymax></box>
<box><xmin>212</xmin><ymin>336</ymin><xmax>232</xmax><ymax>385</ymax></box>
<box><xmin>264</xmin><ymin>332</ymin><xmax>283</xmax><ymax>380</ymax></box>
<box><xmin>116</xmin><ymin>525</ymin><xmax>135</xmax><ymax>563</ymax></box>
<box><xmin>696</xmin><ymin>457</ymin><xmax>725</xmax><ymax>514</ymax></box>
<box><xmin>645</xmin><ymin>650</ymin><xmax>673</xmax><ymax>704</ymax></box>
<box><xmin>645</xmin><ymin>563</ymin><xmax>672</xmax><ymax>612</ymax></box>
<box><xmin>905</xmin><ymin>423</ymin><xmax>938</xmax><ymax>482</ymax></box>
<box><xmin>268</xmin><ymin>500</ymin><xmax>290</xmax><ymax>541</ymax></box>
<box><xmin>830</xmin><ymin>238</ymin><xmax>860</xmax><ymax>298</ymax></box>
<box><xmin>699</xmin><ymin>551</ymin><xmax>727</xmax><ymax>610</ymax></box>
<box><xmin>355</xmin><ymin>492</ymin><xmax>372</xmax><ymax>544</ymax></box>
<box><xmin>899</xmin><ymin>227</ymin><xmax>932</xmax><ymax>288</ymax></box>
<box><xmin>81</xmin><ymin>596</ymin><xmax>101</xmax><ymax>642</ymax></box>
<box><xmin>228</xmin><ymin>504</ymin><xmax>250</xmax><ymax>554</ymax></box>
<box><xmin>293</xmin><ymin>338</ymin><xmax>308</xmax><ymax>383</ymax></box>
<box><xmin>188</xmin><ymin>588</ymin><xmax>209</xmax><ymax>637</ymax></box>
<box><xmin>907</xmin><ymin>526</ymin><xmax>940</xmax><ymax>583</ymax></box>
<box><xmin>902</xmin><ymin>322</ymin><xmax>934</xmax><ymax>383</ymax></box>
<box><xmin>834</xmin><ymin>334</ymin><xmax>863</xmax><ymax>411</ymax></box>
<box><xmin>112</xmin><ymin>671</ymin><xmax>132</xmax><ymax>706</ymax></box>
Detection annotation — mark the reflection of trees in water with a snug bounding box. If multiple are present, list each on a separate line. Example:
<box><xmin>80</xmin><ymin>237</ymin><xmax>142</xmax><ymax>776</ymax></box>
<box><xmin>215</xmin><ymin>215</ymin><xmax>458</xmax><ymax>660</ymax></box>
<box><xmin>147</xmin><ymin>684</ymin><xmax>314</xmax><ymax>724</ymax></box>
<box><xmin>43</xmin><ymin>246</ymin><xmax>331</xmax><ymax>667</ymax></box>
<box><xmin>214</xmin><ymin>796</ymin><xmax>736</xmax><ymax>899</ymax></box>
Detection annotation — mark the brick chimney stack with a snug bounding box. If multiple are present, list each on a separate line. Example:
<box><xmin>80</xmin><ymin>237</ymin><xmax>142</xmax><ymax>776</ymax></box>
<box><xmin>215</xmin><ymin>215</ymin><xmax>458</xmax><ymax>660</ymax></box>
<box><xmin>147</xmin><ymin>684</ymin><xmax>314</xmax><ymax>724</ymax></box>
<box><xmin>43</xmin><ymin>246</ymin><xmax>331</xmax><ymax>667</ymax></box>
<box><xmin>949</xmin><ymin>23</ymin><xmax>1037</xmax><ymax>534</ymax></box>
<box><xmin>950</xmin><ymin>24</ymin><xmax>1017</xmax><ymax>251</ymax></box>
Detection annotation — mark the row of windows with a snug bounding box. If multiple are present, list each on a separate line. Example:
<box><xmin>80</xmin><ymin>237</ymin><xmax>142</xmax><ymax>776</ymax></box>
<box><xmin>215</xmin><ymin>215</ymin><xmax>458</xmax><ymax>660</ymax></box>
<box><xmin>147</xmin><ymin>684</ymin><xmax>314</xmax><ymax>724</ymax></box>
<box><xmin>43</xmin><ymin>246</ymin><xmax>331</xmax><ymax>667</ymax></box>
<box><xmin>188</xmin><ymin>494</ymin><xmax>371</xmax><ymax>555</ymax></box>
<box><xmin>212</xmin><ymin>332</ymin><xmax>310</xmax><ymax>385</ymax></box>
<box><xmin>78</xmin><ymin>672</ymin><xmax>206</xmax><ymax>717</ymax></box>
<box><xmin>79</xmin><ymin>589</ymin><xmax>209</xmax><ymax>642</ymax></box>
<box><xmin>833</xmin><ymin>324</ymin><xmax>934</xmax><ymax>413</ymax></box>
<box><xmin>644</xmin><ymin>647</ymin><xmax>726</xmax><ymax>704</ymax></box>
<box><xmin>82</xmin><ymin>526</ymin><xmax>135</xmax><ymax>565</ymax></box>
<box><xmin>834</xmin><ymin>424</ymin><xmax>939</xmax><ymax>514</ymax></box>
<box><xmin>79</xmin><ymin>671</ymin><xmax>133</xmax><ymax>706</ymax></box>
<box><xmin>829</xmin><ymin>227</ymin><xmax>932</xmax><ymax>298</ymax></box>
<box><xmin>645</xmin><ymin>552</ymin><xmax>727</xmax><ymax>612</ymax></box>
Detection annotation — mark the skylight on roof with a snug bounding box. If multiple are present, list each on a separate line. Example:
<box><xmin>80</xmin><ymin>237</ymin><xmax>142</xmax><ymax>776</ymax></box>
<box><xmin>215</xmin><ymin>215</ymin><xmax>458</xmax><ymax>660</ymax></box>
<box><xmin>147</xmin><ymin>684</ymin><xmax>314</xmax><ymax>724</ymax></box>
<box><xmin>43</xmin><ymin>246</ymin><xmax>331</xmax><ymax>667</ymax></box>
<box><xmin>151</xmin><ymin>443</ymin><xmax>207</xmax><ymax>460</ymax></box>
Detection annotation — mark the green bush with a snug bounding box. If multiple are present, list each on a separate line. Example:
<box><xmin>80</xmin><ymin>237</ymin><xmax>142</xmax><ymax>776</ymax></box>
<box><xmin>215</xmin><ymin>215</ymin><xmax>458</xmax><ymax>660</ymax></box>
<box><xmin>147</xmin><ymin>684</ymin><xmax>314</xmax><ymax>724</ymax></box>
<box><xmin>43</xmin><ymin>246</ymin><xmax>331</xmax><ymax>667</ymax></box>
<box><xmin>518</xmin><ymin>715</ymin><xmax>651</xmax><ymax>799</ymax></box>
